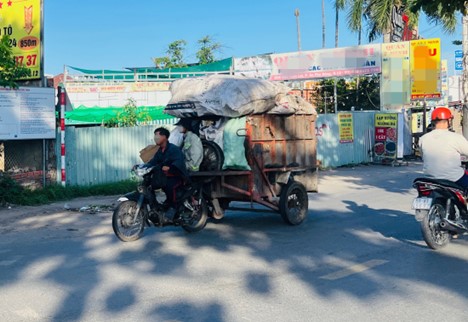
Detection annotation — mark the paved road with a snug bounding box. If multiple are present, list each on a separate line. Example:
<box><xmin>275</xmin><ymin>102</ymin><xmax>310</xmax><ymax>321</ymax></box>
<box><xmin>0</xmin><ymin>163</ymin><xmax>467</xmax><ymax>322</ymax></box>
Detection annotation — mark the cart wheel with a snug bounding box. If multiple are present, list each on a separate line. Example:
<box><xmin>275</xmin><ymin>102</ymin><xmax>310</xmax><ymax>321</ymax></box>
<box><xmin>200</xmin><ymin>140</ymin><xmax>224</xmax><ymax>171</ymax></box>
<box><xmin>279</xmin><ymin>181</ymin><xmax>309</xmax><ymax>225</ymax></box>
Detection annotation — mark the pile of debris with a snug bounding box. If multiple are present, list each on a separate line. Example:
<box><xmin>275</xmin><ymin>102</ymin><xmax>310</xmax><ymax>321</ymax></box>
<box><xmin>164</xmin><ymin>75</ymin><xmax>316</xmax><ymax>118</ymax></box>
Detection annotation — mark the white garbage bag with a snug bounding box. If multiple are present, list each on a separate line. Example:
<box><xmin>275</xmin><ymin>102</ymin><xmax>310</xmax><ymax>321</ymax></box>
<box><xmin>199</xmin><ymin>118</ymin><xmax>227</xmax><ymax>150</ymax></box>
<box><xmin>269</xmin><ymin>94</ymin><xmax>317</xmax><ymax>115</ymax></box>
<box><xmin>165</xmin><ymin>75</ymin><xmax>290</xmax><ymax>118</ymax></box>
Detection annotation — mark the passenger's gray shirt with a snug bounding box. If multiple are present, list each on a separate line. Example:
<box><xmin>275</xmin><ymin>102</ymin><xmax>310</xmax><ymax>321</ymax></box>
<box><xmin>419</xmin><ymin>129</ymin><xmax>468</xmax><ymax>181</ymax></box>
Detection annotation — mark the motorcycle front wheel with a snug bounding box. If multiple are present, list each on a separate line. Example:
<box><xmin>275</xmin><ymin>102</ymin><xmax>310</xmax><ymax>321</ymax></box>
<box><xmin>112</xmin><ymin>200</ymin><xmax>146</xmax><ymax>242</ymax></box>
<box><xmin>421</xmin><ymin>200</ymin><xmax>450</xmax><ymax>250</ymax></box>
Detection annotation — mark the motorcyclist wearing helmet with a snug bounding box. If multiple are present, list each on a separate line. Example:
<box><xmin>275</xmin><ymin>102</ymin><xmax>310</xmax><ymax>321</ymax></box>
<box><xmin>419</xmin><ymin>107</ymin><xmax>468</xmax><ymax>188</ymax></box>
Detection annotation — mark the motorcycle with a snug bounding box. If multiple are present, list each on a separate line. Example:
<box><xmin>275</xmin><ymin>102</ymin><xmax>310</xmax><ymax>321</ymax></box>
<box><xmin>412</xmin><ymin>177</ymin><xmax>468</xmax><ymax>249</ymax></box>
<box><xmin>112</xmin><ymin>165</ymin><xmax>208</xmax><ymax>242</ymax></box>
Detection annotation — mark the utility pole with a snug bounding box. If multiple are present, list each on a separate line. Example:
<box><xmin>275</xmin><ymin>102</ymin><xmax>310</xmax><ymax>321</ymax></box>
<box><xmin>463</xmin><ymin>8</ymin><xmax>468</xmax><ymax>138</ymax></box>
<box><xmin>334</xmin><ymin>78</ymin><xmax>338</xmax><ymax>112</ymax></box>
<box><xmin>295</xmin><ymin>9</ymin><xmax>301</xmax><ymax>51</ymax></box>
<box><xmin>334</xmin><ymin>3</ymin><xmax>338</xmax><ymax>113</ymax></box>
<box><xmin>0</xmin><ymin>141</ymin><xmax>4</xmax><ymax>171</ymax></box>
<box><xmin>324</xmin><ymin>91</ymin><xmax>328</xmax><ymax>114</ymax></box>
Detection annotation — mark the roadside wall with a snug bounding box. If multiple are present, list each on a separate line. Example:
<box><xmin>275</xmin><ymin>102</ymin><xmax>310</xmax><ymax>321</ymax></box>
<box><xmin>60</xmin><ymin>111</ymin><xmax>412</xmax><ymax>185</ymax></box>
<box><xmin>3</xmin><ymin>139</ymin><xmax>57</xmax><ymax>189</ymax></box>
<box><xmin>316</xmin><ymin>112</ymin><xmax>375</xmax><ymax>168</ymax></box>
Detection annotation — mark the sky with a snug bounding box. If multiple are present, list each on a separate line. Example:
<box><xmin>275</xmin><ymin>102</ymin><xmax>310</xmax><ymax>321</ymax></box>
<box><xmin>43</xmin><ymin>0</ymin><xmax>463</xmax><ymax>76</ymax></box>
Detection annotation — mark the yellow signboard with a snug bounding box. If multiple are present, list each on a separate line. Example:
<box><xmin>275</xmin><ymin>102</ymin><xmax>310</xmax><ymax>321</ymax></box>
<box><xmin>410</xmin><ymin>38</ymin><xmax>441</xmax><ymax>99</ymax></box>
<box><xmin>0</xmin><ymin>0</ymin><xmax>42</xmax><ymax>79</ymax></box>
<box><xmin>338</xmin><ymin>112</ymin><xmax>354</xmax><ymax>143</ymax></box>
<box><xmin>375</xmin><ymin>113</ymin><xmax>398</xmax><ymax>127</ymax></box>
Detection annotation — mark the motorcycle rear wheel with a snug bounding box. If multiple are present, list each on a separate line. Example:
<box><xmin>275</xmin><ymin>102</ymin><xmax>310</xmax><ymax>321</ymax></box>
<box><xmin>181</xmin><ymin>197</ymin><xmax>208</xmax><ymax>233</ymax></box>
<box><xmin>112</xmin><ymin>200</ymin><xmax>146</xmax><ymax>242</ymax></box>
<box><xmin>421</xmin><ymin>201</ymin><xmax>450</xmax><ymax>250</ymax></box>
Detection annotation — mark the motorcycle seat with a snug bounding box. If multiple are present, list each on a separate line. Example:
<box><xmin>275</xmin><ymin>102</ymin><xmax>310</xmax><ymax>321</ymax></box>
<box><xmin>413</xmin><ymin>177</ymin><xmax>464</xmax><ymax>191</ymax></box>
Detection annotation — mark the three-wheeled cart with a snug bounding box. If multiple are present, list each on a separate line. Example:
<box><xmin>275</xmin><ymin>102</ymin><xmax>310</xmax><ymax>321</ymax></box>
<box><xmin>191</xmin><ymin>112</ymin><xmax>318</xmax><ymax>225</ymax></box>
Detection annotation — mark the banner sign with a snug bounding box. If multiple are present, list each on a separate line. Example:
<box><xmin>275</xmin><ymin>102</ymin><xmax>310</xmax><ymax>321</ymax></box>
<box><xmin>381</xmin><ymin>41</ymin><xmax>410</xmax><ymax>110</ymax></box>
<box><xmin>410</xmin><ymin>38</ymin><xmax>441</xmax><ymax>99</ymax></box>
<box><xmin>65</xmin><ymin>82</ymin><xmax>172</xmax><ymax>108</ymax></box>
<box><xmin>338</xmin><ymin>113</ymin><xmax>354</xmax><ymax>143</ymax></box>
<box><xmin>65</xmin><ymin>82</ymin><xmax>172</xmax><ymax>93</ymax></box>
<box><xmin>0</xmin><ymin>0</ymin><xmax>42</xmax><ymax>80</ymax></box>
<box><xmin>270</xmin><ymin>44</ymin><xmax>381</xmax><ymax>81</ymax></box>
<box><xmin>374</xmin><ymin>113</ymin><xmax>398</xmax><ymax>162</ymax></box>
<box><xmin>0</xmin><ymin>87</ymin><xmax>55</xmax><ymax>140</ymax></box>
<box><xmin>234</xmin><ymin>55</ymin><xmax>273</xmax><ymax>80</ymax></box>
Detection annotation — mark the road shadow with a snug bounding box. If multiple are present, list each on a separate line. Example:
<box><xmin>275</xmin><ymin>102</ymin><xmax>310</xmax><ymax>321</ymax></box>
<box><xmin>1</xmin><ymin>164</ymin><xmax>468</xmax><ymax>321</ymax></box>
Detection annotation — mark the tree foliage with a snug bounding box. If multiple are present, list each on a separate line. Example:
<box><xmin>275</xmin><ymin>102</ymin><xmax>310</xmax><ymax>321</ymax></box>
<box><xmin>0</xmin><ymin>35</ymin><xmax>30</xmax><ymax>88</ymax></box>
<box><xmin>106</xmin><ymin>98</ymin><xmax>150</xmax><ymax>127</ymax></box>
<box><xmin>152</xmin><ymin>40</ymin><xmax>187</xmax><ymax>69</ymax></box>
<box><xmin>342</xmin><ymin>0</ymin><xmax>460</xmax><ymax>42</ymax></box>
<box><xmin>346</xmin><ymin>0</ymin><xmax>365</xmax><ymax>44</ymax></box>
<box><xmin>196</xmin><ymin>35</ymin><xmax>222</xmax><ymax>65</ymax></box>
<box><xmin>408</xmin><ymin>0</ymin><xmax>463</xmax><ymax>32</ymax></box>
<box><xmin>372</xmin><ymin>1</ymin><xmax>418</xmax><ymax>41</ymax></box>
<box><xmin>166</xmin><ymin>40</ymin><xmax>187</xmax><ymax>68</ymax></box>
<box><xmin>409</xmin><ymin>0</ymin><xmax>465</xmax><ymax>24</ymax></box>
<box><xmin>153</xmin><ymin>56</ymin><xmax>171</xmax><ymax>69</ymax></box>
<box><xmin>153</xmin><ymin>36</ymin><xmax>222</xmax><ymax>68</ymax></box>
<box><xmin>313</xmin><ymin>76</ymin><xmax>380</xmax><ymax>114</ymax></box>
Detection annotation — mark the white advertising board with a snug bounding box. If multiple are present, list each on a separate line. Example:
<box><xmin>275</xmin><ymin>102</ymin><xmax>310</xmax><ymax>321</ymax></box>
<box><xmin>64</xmin><ymin>82</ymin><xmax>172</xmax><ymax>108</ymax></box>
<box><xmin>0</xmin><ymin>87</ymin><xmax>55</xmax><ymax>140</ymax></box>
<box><xmin>234</xmin><ymin>55</ymin><xmax>273</xmax><ymax>80</ymax></box>
<box><xmin>270</xmin><ymin>44</ymin><xmax>381</xmax><ymax>81</ymax></box>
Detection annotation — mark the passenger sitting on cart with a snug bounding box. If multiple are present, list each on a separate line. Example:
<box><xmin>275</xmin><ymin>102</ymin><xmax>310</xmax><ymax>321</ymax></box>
<box><xmin>146</xmin><ymin>127</ymin><xmax>189</xmax><ymax>220</ymax></box>
<box><xmin>175</xmin><ymin>118</ymin><xmax>203</xmax><ymax>172</ymax></box>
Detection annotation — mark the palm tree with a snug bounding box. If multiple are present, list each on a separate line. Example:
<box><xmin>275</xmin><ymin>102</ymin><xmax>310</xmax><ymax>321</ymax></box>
<box><xmin>346</xmin><ymin>0</ymin><xmax>368</xmax><ymax>109</ymax></box>
<box><xmin>346</xmin><ymin>0</ymin><xmax>421</xmax><ymax>42</ymax></box>
<box><xmin>334</xmin><ymin>0</ymin><xmax>347</xmax><ymax>47</ymax></box>
<box><xmin>347</xmin><ymin>0</ymin><xmax>367</xmax><ymax>45</ymax></box>
<box><xmin>333</xmin><ymin>0</ymin><xmax>347</xmax><ymax>112</ymax></box>
<box><xmin>322</xmin><ymin>0</ymin><xmax>326</xmax><ymax>48</ymax></box>
<box><xmin>410</xmin><ymin>0</ymin><xmax>460</xmax><ymax>33</ymax></box>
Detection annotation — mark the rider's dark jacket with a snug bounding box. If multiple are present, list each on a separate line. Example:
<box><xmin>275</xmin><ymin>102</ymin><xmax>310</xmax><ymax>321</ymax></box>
<box><xmin>146</xmin><ymin>143</ymin><xmax>188</xmax><ymax>178</ymax></box>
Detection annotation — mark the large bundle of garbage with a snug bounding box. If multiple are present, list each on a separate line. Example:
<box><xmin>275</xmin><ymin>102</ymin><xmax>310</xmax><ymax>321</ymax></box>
<box><xmin>164</xmin><ymin>75</ymin><xmax>316</xmax><ymax>118</ymax></box>
<box><xmin>165</xmin><ymin>75</ymin><xmax>317</xmax><ymax>171</ymax></box>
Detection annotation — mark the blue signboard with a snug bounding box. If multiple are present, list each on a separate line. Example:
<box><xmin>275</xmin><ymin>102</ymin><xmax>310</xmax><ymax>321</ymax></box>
<box><xmin>455</xmin><ymin>50</ymin><xmax>463</xmax><ymax>71</ymax></box>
